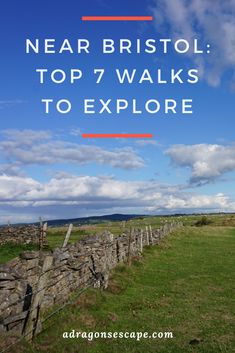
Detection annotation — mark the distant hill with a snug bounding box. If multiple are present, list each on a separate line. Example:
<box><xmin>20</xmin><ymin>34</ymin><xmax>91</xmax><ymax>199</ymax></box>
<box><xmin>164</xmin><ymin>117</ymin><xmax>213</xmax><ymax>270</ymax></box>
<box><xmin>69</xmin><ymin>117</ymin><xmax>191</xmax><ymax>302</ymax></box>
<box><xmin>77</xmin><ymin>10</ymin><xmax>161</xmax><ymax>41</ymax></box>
<box><xmin>46</xmin><ymin>214</ymin><xmax>145</xmax><ymax>227</ymax></box>
<box><xmin>0</xmin><ymin>214</ymin><xmax>145</xmax><ymax>228</ymax></box>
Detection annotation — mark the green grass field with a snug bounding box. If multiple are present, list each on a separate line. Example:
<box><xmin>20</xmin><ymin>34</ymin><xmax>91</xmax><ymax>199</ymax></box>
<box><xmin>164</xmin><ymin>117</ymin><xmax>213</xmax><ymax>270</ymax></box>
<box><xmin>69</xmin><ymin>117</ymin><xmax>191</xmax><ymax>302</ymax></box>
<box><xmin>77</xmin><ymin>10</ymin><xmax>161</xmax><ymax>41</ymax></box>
<box><xmin>5</xmin><ymin>225</ymin><xmax>234</xmax><ymax>353</ymax></box>
<box><xmin>0</xmin><ymin>243</ymin><xmax>38</xmax><ymax>264</ymax></box>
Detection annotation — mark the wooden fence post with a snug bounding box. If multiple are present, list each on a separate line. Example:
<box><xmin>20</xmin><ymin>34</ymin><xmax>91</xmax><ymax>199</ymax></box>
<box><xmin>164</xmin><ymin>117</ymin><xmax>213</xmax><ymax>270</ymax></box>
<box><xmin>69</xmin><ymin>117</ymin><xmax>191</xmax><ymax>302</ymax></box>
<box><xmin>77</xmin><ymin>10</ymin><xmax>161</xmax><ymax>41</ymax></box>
<box><xmin>62</xmin><ymin>223</ymin><xmax>73</xmax><ymax>248</ymax></box>
<box><xmin>7</xmin><ymin>220</ymin><xmax>11</xmax><ymax>234</ymax></box>
<box><xmin>24</xmin><ymin>255</ymin><xmax>53</xmax><ymax>341</ymax></box>
<box><xmin>149</xmin><ymin>225</ymin><xmax>153</xmax><ymax>244</ymax></box>
<box><xmin>42</xmin><ymin>222</ymin><xmax>47</xmax><ymax>245</ymax></box>
<box><xmin>127</xmin><ymin>227</ymin><xmax>132</xmax><ymax>265</ymax></box>
<box><xmin>145</xmin><ymin>226</ymin><xmax>149</xmax><ymax>245</ymax></box>
<box><xmin>39</xmin><ymin>217</ymin><xmax>43</xmax><ymax>250</ymax></box>
<box><xmin>140</xmin><ymin>229</ymin><xmax>143</xmax><ymax>253</ymax></box>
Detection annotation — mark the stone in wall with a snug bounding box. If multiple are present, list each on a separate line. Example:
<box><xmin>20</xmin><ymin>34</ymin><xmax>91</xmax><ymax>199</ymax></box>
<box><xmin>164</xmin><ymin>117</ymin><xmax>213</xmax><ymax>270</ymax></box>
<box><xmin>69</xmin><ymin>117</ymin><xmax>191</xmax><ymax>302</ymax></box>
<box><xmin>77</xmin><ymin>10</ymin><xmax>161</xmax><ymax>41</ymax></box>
<box><xmin>0</xmin><ymin>225</ymin><xmax>41</xmax><ymax>246</ymax></box>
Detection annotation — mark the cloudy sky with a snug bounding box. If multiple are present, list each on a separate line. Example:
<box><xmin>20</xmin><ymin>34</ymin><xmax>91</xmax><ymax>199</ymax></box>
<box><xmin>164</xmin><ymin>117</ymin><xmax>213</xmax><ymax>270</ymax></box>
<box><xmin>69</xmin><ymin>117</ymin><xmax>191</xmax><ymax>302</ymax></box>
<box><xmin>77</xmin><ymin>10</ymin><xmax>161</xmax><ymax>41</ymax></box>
<box><xmin>0</xmin><ymin>0</ymin><xmax>235</xmax><ymax>223</ymax></box>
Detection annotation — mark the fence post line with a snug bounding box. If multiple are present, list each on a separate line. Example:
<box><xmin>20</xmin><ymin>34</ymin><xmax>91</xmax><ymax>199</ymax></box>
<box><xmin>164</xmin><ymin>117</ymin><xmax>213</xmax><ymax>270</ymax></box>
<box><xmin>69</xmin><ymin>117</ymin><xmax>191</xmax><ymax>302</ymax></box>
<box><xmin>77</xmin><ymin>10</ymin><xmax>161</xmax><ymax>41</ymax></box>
<box><xmin>24</xmin><ymin>255</ymin><xmax>53</xmax><ymax>341</ymax></box>
<box><xmin>62</xmin><ymin>223</ymin><xmax>73</xmax><ymax>248</ymax></box>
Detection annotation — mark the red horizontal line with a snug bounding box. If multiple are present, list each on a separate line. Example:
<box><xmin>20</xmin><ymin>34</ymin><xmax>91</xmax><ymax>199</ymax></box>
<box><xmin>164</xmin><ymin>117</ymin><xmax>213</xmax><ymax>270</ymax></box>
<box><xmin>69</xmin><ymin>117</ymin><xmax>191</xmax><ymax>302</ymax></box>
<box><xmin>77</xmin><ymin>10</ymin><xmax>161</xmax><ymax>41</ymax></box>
<box><xmin>82</xmin><ymin>133</ymin><xmax>153</xmax><ymax>139</ymax></box>
<box><xmin>82</xmin><ymin>16</ymin><xmax>153</xmax><ymax>21</ymax></box>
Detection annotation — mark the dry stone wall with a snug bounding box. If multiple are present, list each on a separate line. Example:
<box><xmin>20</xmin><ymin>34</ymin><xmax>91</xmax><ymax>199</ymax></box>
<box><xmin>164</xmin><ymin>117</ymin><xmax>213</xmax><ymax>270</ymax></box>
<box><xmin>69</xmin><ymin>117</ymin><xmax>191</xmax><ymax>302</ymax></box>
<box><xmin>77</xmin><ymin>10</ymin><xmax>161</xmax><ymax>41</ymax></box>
<box><xmin>0</xmin><ymin>225</ymin><xmax>40</xmax><ymax>246</ymax></box>
<box><xmin>0</xmin><ymin>222</ymin><xmax>182</xmax><ymax>336</ymax></box>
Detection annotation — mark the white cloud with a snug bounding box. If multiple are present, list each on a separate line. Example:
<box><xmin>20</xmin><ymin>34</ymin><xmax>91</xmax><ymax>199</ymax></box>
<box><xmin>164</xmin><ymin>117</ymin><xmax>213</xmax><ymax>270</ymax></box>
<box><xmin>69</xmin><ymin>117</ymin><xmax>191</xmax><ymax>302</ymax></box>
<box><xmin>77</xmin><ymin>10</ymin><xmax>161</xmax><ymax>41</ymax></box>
<box><xmin>0</xmin><ymin>129</ymin><xmax>144</xmax><ymax>170</ymax></box>
<box><xmin>2</xmin><ymin>129</ymin><xmax>52</xmax><ymax>143</ymax></box>
<box><xmin>135</xmin><ymin>139</ymin><xmax>160</xmax><ymax>147</ymax></box>
<box><xmin>0</xmin><ymin>162</ymin><xmax>24</xmax><ymax>176</ymax></box>
<box><xmin>166</xmin><ymin>143</ymin><xmax>235</xmax><ymax>184</ymax></box>
<box><xmin>0</xmin><ymin>173</ymin><xmax>234</xmax><ymax>223</ymax></box>
<box><xmin>151</xmin><ymin>0</ymin><xmax>235</xmax><ymax>87</ymax></box>
<box><xmin>0</xmin><ymin>175</ymin><xmax>40</xmax><ymax>200</ymax></box>
<box><xmin>146</xmin><ymin>192</ymin><xmax>231</xmax><ymax>213</ymax></box>
<box><xmin>0</xmin><ymin>100</ymin><xmax>25</xmax><ymax>109</ymax></box>
<box><xmin>69</xmin><ymin>128</ymin><xmax>82</xmax><ymax>137</ymax></box>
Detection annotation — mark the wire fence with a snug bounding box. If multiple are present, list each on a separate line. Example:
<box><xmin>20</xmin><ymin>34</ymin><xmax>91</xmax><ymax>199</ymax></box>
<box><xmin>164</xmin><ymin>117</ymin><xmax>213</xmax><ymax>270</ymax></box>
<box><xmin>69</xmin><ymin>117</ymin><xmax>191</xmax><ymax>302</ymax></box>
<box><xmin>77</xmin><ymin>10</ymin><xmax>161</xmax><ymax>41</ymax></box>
<box><xmin>0</xmin><ymin>280</ymin><xmax>94</xmax><ymax>353</ymax></box>
<box><xmin>5</xmin><ymin>258</ymin><xmax>91</xmax><ymax>310</ymax></box>
<box><xmin>4</xmin><ymin>240</ymin><xmax>119</xmax><ymax>310</ymax></box>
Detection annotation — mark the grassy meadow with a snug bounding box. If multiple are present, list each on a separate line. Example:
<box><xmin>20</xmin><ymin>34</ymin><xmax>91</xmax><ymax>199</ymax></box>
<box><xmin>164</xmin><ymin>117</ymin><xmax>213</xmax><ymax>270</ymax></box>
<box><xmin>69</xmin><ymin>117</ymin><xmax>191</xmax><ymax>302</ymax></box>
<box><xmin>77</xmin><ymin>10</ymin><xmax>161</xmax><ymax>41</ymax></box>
<box><xmin>1</xmin><ymin>222</ymin><xmax>234</xmax><ymax>353</ymax></box>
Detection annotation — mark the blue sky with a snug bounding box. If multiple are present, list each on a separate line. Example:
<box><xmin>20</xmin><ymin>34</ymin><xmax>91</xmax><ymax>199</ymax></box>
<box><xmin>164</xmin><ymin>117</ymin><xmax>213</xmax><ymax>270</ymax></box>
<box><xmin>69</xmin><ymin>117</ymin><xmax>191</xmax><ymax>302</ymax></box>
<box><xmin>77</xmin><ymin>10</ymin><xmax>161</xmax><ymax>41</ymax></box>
<box><xmin>0</xmin><ymin>0</ymin><xmax>235</xmax><ymax>223</ymax></box>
